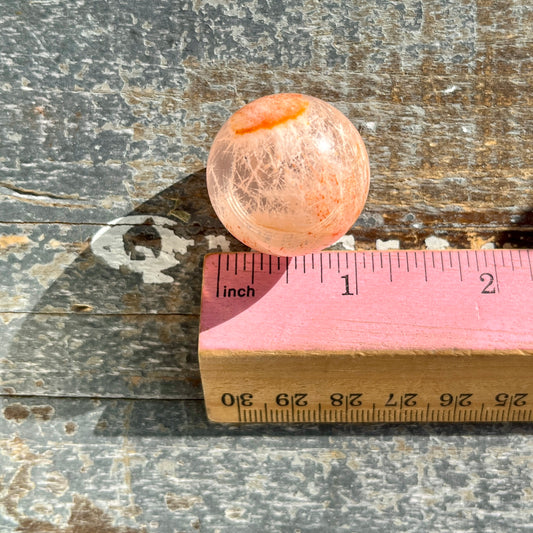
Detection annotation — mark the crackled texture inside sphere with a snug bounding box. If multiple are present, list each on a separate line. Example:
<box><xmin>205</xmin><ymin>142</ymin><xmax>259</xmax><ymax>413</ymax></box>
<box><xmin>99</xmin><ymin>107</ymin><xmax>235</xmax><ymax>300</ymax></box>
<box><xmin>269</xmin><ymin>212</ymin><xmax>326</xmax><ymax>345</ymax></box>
<box><xmin>206</xmin><ymin>93</ymin><xmax>370</xmax><ymax>256</ymax></box>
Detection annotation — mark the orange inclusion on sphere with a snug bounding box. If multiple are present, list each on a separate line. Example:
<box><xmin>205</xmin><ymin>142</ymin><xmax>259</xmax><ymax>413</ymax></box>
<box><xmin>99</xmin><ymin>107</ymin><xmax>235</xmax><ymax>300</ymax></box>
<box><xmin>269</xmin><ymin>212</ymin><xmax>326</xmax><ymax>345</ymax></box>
<box><xmin>230</xmin><ymin>93</ymin><xmax>309</xmax><ymax>135</ymax></box>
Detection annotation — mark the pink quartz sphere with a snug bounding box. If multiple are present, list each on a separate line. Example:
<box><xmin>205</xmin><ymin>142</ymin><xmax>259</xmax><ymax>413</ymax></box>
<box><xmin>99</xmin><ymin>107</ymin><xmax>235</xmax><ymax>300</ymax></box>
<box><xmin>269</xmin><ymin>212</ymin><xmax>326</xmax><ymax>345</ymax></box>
<box><xmin>206</xmin><ymin>93</ymin><xmax>370</xmax><ymax>256</ymax></box>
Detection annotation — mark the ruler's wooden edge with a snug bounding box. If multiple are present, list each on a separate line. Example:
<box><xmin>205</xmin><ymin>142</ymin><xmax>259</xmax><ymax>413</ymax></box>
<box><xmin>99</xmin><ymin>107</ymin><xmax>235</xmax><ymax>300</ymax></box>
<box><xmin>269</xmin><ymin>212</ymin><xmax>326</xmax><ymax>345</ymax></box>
<box><xmin>199</xmin><ymin>349</ymin><xmax>533</xmax><ymax>423</ymax></box>
<box><xmin>199</xmin><ymin>348</ymin><xmax>533</xmax><ymax>358</ymax></box>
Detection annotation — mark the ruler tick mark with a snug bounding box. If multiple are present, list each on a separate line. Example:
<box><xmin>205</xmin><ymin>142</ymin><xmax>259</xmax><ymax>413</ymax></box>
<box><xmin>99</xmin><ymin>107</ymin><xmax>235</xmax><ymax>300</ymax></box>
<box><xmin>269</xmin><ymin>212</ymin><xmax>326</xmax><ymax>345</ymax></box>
<box><xmin>492</xmin><ymin>250</ymin><xmax>500</xmax><ymax>293</ymax></box>
<box><xmin>251</xmin><ymin>254</ymin><xmax>255</xmax><ymax>284</ymax></box>
<box><xmin>291</xmin><ymin>395</ymin><xmax>295</xmax><ymax>422</ymax></box>
<box><xmin>236</xmin><ymin>396</ymin><xmax>242</xmax><ymax>422</ymax></box>
<box><xmin>345</xmin><ymin>394</ymin><xmax>349</xmax><ymax>421</ymax></box>
<box><xmin>216</xmin><ymin>254</ymin><xmax>221</xmax><ymax>298</ymax></box>
<box><xmin>354</xmin><ymin>254</ymin><xmax>359</xmax><ymax>295</ymax></box>
<box><xmin>507</xmin><ymin>395</ymin><xmax>513</xmax><ymax>421</ymax></box>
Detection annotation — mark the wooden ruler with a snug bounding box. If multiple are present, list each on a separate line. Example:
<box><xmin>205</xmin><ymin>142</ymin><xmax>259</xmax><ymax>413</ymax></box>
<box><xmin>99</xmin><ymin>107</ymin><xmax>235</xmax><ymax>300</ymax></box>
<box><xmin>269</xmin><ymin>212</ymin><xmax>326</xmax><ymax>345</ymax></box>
<box><xmin>199</xmin><ymin>250</ymin><xmax>533</xmax><ymax>423</ymax></box>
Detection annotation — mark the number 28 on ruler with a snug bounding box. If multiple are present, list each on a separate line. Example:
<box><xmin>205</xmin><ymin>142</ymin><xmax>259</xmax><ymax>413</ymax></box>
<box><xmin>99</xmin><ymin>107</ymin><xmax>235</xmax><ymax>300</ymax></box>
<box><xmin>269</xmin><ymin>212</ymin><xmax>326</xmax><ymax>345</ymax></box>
<box><xmin>199</xmin><ymin>249</ymin><xmax>533</xmax><ymax>423</ymax></box>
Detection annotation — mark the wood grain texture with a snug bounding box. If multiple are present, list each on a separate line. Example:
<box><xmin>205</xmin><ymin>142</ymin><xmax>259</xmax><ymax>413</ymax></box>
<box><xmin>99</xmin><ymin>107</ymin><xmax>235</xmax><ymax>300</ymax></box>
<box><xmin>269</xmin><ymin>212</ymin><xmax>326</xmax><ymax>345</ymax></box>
<box><xmin>2</xmin><ymin>397</ymin><xmax>533</xmax><ymax>532</ymax></box>
<box><xmin>1</xmin><ymin>0</ymin><xmax>531</xmax><ymax>227</ymax></box>
<box><xmin>1</xmin><ymin>0</ymin><xmax>532</xmax><ymax>530</ymax></box>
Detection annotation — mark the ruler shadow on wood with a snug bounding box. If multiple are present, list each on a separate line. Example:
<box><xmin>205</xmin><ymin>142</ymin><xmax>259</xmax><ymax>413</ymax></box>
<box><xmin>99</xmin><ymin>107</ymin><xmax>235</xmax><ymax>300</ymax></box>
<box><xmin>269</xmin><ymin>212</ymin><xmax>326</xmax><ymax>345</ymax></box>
<box><xmin>92</xmin><ymin>398</ymin><xmax>533</xmax><ymax>438</ymax></box>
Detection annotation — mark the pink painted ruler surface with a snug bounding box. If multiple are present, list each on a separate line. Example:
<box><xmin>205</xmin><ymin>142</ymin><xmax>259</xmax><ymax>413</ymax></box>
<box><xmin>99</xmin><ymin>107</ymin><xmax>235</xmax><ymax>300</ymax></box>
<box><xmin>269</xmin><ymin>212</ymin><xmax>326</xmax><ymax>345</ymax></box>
<box><xmin>199</xmin><ymin>250</ymin><xmax>533</xmax><ymax>423</ymax></box>
<box><xmin>200</xmin><ymin>250</ymin><xmax>533</xmax><ymax>354</ymax></box>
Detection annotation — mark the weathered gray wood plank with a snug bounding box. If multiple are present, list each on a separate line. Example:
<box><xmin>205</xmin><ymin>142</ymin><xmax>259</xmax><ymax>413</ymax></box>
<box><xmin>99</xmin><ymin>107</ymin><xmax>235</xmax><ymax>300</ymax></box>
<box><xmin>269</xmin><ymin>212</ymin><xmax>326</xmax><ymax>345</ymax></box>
<box><xmin>1</xmin><ymin>313</ymin><xmax>200</xmax><ymax>398</ymax></box>
<box><xmin>1</xmin><ymin>0</ymin><xmax>531</xmax><ymax>226</ymax></box>
<box><xmin>2</xmin><ymin>396</ymin><xmax>533</xmax><ymax>532</ymax></box>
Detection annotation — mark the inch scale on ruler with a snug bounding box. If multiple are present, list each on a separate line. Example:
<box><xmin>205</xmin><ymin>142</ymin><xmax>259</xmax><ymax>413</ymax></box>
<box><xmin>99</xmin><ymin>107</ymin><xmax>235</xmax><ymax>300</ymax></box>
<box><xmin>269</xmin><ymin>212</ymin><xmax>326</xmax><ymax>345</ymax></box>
<box><xmin>198</xmin><ymin>249</ymin><xmax>533</xmax><ymax>423</ymax></box>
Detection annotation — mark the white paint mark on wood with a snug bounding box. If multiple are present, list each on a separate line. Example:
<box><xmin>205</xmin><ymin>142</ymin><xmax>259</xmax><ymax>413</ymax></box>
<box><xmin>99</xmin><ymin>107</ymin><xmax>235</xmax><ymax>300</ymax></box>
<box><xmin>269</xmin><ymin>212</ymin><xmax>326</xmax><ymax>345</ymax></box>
<box><xmin>332</xmin><ymin>234</ymin><xmax>356</xmax><ymax>250</ymax></box>
<box><xmin>425</xmin><ymin>236</ymin><xmax>450</xmax><ymax>250</ymax></box>
<box><xmin>443</xmin><ymin>85</ymin><xmax>459</xmax><ymax>94</ymax></box>
<box><xmin>363</xmin><ymin>121</ymin><xmax>377</xmax><ymax>132</ymax></box>
<box><xmin>205</xmin><ymin>234</ymin><xmax>231</xmax><ymax>252</ymax></box>
<box><xmin>376</xmin><ymin>239</ymin><xmax>400</xmax><ymax>250</ymax></box>
<box><xmin>91</xmin><ymin>216</ymin><xmax>193</xmax><ymax>283</ymax></box>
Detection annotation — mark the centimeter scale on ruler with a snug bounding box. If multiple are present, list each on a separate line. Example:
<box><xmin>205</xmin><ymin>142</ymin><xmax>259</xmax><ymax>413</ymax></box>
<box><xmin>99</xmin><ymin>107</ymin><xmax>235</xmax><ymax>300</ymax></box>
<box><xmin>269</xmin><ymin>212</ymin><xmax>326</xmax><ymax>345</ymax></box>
<box><xmin>198</xmin><ymin>249</ymin><xmax>533</xmax><ymax>423</ymax></box>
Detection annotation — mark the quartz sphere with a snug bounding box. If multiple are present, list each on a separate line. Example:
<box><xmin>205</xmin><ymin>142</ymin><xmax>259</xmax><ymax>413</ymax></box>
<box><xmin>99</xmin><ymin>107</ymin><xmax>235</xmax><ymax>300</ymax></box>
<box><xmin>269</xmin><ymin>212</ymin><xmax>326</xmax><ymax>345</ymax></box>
<box><xmin>206</xmin><ymin>93</ymin><xmax>370</xmax><ymax>256</ymax></box>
